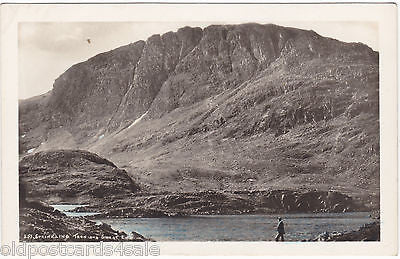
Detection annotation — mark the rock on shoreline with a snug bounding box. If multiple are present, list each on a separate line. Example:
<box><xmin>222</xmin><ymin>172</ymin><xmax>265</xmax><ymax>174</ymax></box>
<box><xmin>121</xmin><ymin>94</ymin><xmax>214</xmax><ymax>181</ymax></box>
<box><xmin>19</xmin><ymin>176</ymin><xmax>149</xmax><ymax>242</ymax></box>
<box><xmin>19</xmin><ymin>201</ymin><xmax>149</xmax><ymax>242</ymax></box>
<box><xmin>83</xmin><ymin>189</ymin><xmax>368</xmax><ymax>219</ymax></box>
<box><xmin>309</xmin><ymin>221</ymin><xmax>380</xmax><ymax>241</ymax></box>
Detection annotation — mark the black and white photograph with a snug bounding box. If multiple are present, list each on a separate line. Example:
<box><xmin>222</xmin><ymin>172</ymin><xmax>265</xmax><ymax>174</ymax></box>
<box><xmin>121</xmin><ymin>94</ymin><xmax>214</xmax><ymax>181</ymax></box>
<box><xmin>0</xmin><ymin>2</ymin><xmax>397</xmax><ymax>256</ymax></box>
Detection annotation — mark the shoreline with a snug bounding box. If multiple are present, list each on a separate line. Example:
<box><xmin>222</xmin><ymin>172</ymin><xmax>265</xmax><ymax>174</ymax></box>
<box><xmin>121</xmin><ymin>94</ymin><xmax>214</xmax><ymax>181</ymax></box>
<box><xmin>20</xmin><ymin>200</ymin><xmax>379</xmax><ymax>242</ymax></box>
<box><xmin>306</xmin><ymin>221</ymin><xmax>380</xmax><ymax>242</ymax></box>
<box><xmin>18</xmin><ymin>150</ymin><xmax>380</xmax><ymax>242</ymax></box>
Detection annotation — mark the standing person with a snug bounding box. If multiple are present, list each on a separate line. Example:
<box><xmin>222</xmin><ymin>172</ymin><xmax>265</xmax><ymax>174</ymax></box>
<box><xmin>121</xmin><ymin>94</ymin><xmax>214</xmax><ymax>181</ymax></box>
<box><xmin>275</xmin><ymin>217</ymin><xmax>285</xmax><ymax>241</ymax></box>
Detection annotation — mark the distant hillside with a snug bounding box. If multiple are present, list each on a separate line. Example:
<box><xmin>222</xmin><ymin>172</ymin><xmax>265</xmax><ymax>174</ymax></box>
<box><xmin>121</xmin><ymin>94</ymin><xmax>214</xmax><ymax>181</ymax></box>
<box><xmin>19</xmin><ymin>23</ymin><xmax>379</xmax><ymax>208</ymax></box>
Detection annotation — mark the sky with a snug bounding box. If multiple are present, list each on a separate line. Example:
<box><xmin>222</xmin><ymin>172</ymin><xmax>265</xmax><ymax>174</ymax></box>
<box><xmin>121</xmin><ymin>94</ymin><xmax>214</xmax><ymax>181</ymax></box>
<box><xmin>18</xmin><ymin>21</ymin><xmax>378</xmax><ymax>99</ymax></box>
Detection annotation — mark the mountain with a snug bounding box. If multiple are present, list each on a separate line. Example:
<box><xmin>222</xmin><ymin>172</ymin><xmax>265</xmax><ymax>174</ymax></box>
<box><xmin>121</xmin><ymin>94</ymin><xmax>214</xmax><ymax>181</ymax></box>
<box><xmin>19</xmin><ymin>23</ymin><xmax>379</xmax><ymax>208</ymax></box>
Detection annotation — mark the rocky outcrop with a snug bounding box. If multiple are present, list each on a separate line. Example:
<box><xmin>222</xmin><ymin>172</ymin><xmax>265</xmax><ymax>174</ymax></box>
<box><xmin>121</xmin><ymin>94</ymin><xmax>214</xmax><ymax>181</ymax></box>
<box><xmin>245</xmin><ymin>189</ymin><xmax>365</xmax><ymax>213</ymax></box>
<box><xmin>19</xmin><ymin>200</ymin><xmax>148</xmax><ymax>242</ymax></box>
<box><xmin>19</xmin><ymin>150</ymin><xmax>140</xmax><ymax>204</ymax></box>
<box><xmin>81</xmin><ymin>189</ymin><xmax>367</xmax><ymax>219</ymax></box>
<box><xmin>309</xmin><ymin>222</ymin><xmax>380</xmax><ymax>241</ymax></box>
<box><xmin>20</xmin><ymin>174</ymin><xmax>148</xmax><ymax>242</ymax></box>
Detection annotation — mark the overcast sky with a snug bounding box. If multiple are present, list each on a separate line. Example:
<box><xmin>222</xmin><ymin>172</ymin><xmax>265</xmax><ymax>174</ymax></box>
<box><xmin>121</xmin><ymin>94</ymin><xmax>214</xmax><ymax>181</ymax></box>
<box><xmin>18</xmin><ymin>21</ymin><xmax>378</xmax><ymax>99</ymax></box>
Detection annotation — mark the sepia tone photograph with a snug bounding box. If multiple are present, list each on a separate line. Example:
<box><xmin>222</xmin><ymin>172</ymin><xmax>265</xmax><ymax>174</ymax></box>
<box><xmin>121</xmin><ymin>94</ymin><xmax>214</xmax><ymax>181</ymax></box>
<box><xmin>18</xmin><ymin>20</ymin><xmax>380</xmax><ymax>242</ymax></box>
<box><xmin>0</xmin><ymin>2</ymin><xmax>397</xmax><ymax>256</ymax></box>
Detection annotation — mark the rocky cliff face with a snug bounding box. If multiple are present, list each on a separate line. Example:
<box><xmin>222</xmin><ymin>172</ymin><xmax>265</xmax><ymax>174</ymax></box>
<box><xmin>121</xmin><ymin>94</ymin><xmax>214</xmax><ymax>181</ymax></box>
<box><xmin>20</xmin><ymin>24</ymin><xmax>377</xmax><ymax>137</ymax></box>
<box><xmin>19</xmin><ymin>23</ymin><xmax>379</xmax><ymax>208</ymax></box>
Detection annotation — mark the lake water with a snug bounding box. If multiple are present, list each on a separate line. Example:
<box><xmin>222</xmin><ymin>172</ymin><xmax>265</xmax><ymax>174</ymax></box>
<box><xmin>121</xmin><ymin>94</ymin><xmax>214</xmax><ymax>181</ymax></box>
<box><xmin>94</xmin><ymin>212</ymin><xmax>374</xmax><ymax>241</ymax></box>
<box><xmin>50</xmin><ymin>205</ymin><xmax>374</xmax><ymax>241</ymax></box>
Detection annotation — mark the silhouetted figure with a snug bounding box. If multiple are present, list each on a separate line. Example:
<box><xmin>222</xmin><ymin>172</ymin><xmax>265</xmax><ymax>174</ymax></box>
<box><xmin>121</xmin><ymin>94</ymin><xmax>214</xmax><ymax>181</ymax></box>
<box><xmin>275</xmin><ymin>217</ymin><xmax>285</xmax><ymax>241</ymax></box>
